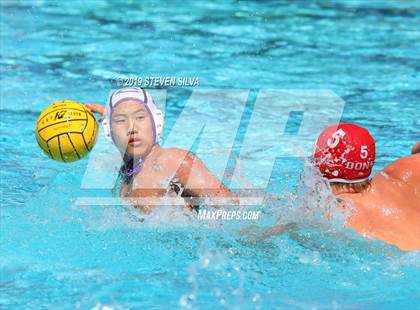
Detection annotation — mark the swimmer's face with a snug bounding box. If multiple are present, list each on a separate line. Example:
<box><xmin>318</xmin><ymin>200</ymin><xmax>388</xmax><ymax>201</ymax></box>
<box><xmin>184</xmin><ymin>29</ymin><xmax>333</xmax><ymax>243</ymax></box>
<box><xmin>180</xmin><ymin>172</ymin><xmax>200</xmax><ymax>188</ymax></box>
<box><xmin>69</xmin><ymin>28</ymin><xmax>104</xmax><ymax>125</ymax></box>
<box><xmin>111</xmin><ymin>100</ymin><xmax>154</xmax><ymax>158</ymax></box>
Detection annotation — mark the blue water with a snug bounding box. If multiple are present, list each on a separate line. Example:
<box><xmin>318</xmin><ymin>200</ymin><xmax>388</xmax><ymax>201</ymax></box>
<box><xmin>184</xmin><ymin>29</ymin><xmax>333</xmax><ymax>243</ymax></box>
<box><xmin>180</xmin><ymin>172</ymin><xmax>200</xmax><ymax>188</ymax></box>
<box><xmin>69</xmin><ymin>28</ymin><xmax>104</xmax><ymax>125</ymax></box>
<box><xmin>1</xmin><ymin>1</ymin><xmax>419</xmax><ymax>309</ymax></box>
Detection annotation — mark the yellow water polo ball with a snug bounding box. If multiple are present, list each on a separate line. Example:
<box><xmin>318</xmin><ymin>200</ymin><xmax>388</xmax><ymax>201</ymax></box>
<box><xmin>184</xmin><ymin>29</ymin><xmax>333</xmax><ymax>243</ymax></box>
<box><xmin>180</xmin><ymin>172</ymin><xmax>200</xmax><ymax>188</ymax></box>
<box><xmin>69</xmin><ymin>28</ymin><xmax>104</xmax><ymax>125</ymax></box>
<box><xmin>36</xmin><ymin>100</ymin><xmax>98</xmax><ymax>162</ymax></box>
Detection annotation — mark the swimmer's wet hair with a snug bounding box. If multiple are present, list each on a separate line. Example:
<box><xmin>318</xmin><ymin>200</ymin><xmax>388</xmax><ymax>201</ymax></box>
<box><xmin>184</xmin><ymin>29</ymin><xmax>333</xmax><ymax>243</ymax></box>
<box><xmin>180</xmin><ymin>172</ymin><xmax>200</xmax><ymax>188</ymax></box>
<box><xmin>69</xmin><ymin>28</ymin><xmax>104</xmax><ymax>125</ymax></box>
<box><xmin>330</xmin><ymin>180</ymin><xmax>371</xmax><ymax>193</ymax></box>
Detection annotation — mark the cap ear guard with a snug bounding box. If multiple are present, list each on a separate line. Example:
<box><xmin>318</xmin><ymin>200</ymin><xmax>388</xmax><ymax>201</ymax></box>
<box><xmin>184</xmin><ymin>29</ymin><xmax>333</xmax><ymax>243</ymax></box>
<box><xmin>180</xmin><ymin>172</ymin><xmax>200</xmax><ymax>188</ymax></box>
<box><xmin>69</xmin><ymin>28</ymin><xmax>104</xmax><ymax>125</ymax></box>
<box><xmin>101</xmin><ymin>111</ymin><xmax>114</xmax><ymax>143</ymax></box>
<box><xmin>154</xmin><ymin>108</ymin><xmax>164</xmax><ymax>142</ymax></box>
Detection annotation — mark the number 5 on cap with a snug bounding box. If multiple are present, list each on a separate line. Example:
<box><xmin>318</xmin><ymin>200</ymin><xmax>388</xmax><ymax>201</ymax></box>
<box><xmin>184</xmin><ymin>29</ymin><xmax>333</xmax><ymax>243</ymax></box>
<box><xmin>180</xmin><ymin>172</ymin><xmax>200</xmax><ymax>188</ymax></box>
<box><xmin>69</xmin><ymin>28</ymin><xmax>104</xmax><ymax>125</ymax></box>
<box><xmin>361</xmin><ymin>145</ymin><xmax>368</xmax><ymax>158</ymax></box>
<box><xmin>327</xmin><ymin>129</ymin><xmax>346</xmax><ymax>148</ymax></box>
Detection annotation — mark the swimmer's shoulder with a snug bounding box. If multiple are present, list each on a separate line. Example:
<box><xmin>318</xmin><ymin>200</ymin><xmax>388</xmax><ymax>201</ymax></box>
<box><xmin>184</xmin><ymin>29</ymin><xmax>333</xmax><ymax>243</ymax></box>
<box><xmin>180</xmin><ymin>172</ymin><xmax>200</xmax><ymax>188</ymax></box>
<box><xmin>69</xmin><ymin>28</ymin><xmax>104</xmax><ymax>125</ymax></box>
<box><xmin>160</xmin><ymin>148</ymin><xmax>210</xmax><ymax>179</ymax></box>
<box><xmin>157</xmin><ymin>148</ymin><xmax>198</xmax><ymax>170</ymax></box>
<box><xmin>367</xmin><ymin>154</ymin><xmax>420</xmax><ymax>209</ymax></box>
<box><xmin>163</xmin><ymin>147</ymin><xmax>195</xmax><ymax>155</ymax></box>
<box><xmin>376</xmin><ymin>154</ymin><xmax>420</xmax><ymax>185</ymax></box>
<box><xmin>160</xmin><ymin>148</ymin><xmax>198</xmax><ymax>162</ymax></box>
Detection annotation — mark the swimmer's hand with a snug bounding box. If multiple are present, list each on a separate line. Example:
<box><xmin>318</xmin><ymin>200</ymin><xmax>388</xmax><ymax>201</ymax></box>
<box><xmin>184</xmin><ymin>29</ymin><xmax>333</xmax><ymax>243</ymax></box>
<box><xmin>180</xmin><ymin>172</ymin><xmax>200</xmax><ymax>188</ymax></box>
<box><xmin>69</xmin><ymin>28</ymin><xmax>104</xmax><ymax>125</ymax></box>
<box><xmin>411</xmin><ymin>142</ymin><xmax>420</xmax><ymax>155</ymax></box>
<box><xmin>84</xmin><ymin>103</ymin><xmax>106</xmax><ymax>117</ymax></box>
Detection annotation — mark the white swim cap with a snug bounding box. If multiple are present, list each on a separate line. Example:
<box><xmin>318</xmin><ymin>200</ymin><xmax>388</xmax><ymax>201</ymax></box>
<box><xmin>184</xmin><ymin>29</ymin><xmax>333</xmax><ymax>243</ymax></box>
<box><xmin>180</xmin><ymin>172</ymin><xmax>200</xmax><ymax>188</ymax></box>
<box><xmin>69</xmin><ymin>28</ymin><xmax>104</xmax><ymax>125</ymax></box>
<box><xmin>102</xmin><ymin>87</ymin><xmax>164</xmax><ymax>144</ymax></box>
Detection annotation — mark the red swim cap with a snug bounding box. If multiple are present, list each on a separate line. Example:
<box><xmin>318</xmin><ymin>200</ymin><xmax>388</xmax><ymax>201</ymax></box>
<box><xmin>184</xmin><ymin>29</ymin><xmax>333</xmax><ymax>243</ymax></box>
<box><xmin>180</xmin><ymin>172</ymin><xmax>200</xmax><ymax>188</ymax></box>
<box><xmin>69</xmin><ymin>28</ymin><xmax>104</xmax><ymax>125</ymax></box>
<box><xmin>313</xmin><ymin>124</ymin><xmax>375</xmax><ymax>183</ymax></box>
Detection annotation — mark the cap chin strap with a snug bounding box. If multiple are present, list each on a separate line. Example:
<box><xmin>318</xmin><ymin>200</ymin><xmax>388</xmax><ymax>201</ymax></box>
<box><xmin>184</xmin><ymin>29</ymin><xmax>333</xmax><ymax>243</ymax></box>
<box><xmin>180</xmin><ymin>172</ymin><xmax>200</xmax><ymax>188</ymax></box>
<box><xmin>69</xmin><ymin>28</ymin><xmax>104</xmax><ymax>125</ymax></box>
<box><xmin>101</xmin><ymin>107</ymin><xmax>164</xmax><ymax>144</ymax></box>
<box><xmin>154</xmin><ymin>109</ymin><xmax>164</xmax><ymax>143</ymax></box>
<box><xmin>328</xmin><ymin>177</ymin><xmax>369</xmax><ymax>184</ymax></box>
<box><xmin>101</xmin><ymin>116</ymin><xmax>112</xmax><ymax>143</ymax></box>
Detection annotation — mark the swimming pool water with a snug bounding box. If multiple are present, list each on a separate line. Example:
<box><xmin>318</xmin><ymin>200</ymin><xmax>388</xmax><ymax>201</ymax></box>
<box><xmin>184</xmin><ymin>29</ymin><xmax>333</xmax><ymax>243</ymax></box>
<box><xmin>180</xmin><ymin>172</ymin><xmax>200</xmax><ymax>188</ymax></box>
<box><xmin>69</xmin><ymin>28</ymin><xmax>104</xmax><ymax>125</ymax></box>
<box><xmin>1</xmin><ymin>1</ymin><xmax>419</xmax><ymax>309</ymax></box>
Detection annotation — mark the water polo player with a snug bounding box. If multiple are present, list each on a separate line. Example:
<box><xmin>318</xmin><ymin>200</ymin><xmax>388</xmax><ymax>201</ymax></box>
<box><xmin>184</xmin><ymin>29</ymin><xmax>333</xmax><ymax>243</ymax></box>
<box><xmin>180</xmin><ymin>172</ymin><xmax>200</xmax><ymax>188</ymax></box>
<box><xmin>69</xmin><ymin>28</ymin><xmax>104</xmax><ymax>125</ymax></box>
<box><xmin>254</xmin><ymin>124</ymin><xmax>419</xmax><ymax>251</ymax></box>
<box><xmin>85</xmin><ymin>87</ymin><xmax>237</xmax><ymax>212</ymax></box>
<box><xmin>312</xmin><ymin>123</ymin><xmax>419</xmax><ymax>250</ymax></box>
